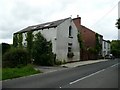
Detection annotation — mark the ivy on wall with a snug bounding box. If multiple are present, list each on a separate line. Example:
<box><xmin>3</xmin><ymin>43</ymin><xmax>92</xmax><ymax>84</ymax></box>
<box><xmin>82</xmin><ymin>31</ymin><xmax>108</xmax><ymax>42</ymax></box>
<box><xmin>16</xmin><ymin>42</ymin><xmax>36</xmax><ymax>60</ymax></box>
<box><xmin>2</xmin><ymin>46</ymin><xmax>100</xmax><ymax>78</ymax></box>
<box><xmin>18</xmin><ymin>33</ymin><xmax>23</xmax><ymax>48</ymax></box>
<box><xmin>13</xmin><ymin>34</ymin><xmax>18</xmax><ymax>47</ymax></box>
<box><xmin>26</xmin><ymin>31</ymin><xmax>34</xmax><ymax>59</ymax></box>
<box><xmin>77</xmin><ymin>32</ymin><xmax>84</xmax><ymax>49</ymax></box>
<box><xmin>95</xmin><ymin>33</ymin><xmax>102</xmax><ymax>54</ymax></box>
<box><xmin>87</xmin><ymin>47</ymin><xmax>97</xmax><ymax>54</ymax></box>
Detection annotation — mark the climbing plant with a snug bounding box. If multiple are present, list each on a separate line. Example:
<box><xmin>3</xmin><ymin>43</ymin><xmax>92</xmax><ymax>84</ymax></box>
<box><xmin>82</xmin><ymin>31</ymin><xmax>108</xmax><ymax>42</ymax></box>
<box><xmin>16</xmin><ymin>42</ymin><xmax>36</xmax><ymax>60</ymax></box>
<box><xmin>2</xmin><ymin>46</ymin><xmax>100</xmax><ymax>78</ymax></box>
<box><xmin>13</xmin><ymin>34</ymin><xmax>18</xmax><ymax>47</ymax></box>
<box><xmin>18</xmin><ymin>33</ymin><xmax>23</xmax><ymax>48</ymax></box>
<box><xmin>26</xmin><ymin>31</ymin><xmax>34</xmax><ymax>59</ymax></box>
<box><xmin>95</xmin><ymin>33</ymin><xmax>102</xmax><ymax>54</ymax></box>
<box><xmin>87</xmin><ymin>47</ymin><xmax>97</xmax><ymax>54</ymax></box>
<box><xmin>77</xmin><ymin>32</ymin><xmax>84</xmax><ymax>49</ymax></box>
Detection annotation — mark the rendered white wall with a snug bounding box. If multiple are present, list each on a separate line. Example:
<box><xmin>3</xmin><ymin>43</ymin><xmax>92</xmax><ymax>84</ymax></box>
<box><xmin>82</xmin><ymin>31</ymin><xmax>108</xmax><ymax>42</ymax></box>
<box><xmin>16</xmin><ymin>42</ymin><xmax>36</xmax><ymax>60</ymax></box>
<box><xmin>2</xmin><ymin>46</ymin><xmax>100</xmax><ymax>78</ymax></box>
<box><xmin>102</xmin><ymin>40</ymin><xmax>110</xmax><ymax>57</ymax></box>
<box><xmin>56</xmin><ymin>18</ymin><xmax>80</xmax><ymax>62</ymax></box>
<box><xmin>21</xmin><ymin>18</ymin><xmax>80</xmax><ymax>62</ymax></box>
<box><xmin>22</xmin><ymin>27</ymin><xmax>57</xmax><ymax>53</ymax></box>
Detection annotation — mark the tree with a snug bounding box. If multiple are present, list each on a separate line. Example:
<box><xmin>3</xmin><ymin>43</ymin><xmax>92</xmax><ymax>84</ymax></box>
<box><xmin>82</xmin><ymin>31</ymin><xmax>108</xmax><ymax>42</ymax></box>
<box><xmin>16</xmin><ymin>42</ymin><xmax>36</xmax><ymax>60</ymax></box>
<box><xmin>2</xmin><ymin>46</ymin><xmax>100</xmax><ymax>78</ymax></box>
<box><xmin>116</xmin><ymin>18</ymin><xmax>120</xmax><ymax>29</ymax></box>
<box><xmin>32</xmin><ymin>32</ymin><xmax>55</xmax><ymax>66</ymax></box>
<box><xmin>111</xmin><ymin>40</ymin><xmax>120</xmax><ymax>58</ymax></box>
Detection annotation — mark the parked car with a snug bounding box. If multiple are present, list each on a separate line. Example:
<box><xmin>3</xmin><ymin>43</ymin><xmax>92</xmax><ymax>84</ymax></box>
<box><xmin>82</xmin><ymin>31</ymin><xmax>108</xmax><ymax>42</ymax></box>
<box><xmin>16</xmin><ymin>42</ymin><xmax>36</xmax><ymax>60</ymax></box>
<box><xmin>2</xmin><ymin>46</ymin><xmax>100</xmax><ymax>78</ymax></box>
<box><xmin>105</xmin><ymin>54</ymin><xmax>115</xmax><ymax>59</ymax></box>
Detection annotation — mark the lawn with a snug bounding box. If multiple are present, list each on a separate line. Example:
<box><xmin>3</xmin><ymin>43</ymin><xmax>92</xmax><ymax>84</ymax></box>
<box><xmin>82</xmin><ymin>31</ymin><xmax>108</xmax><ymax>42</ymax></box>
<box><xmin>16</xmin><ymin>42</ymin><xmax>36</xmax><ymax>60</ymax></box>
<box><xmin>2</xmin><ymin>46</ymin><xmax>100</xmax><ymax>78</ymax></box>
<box><xmin>2</xmin><ymin>65</ymin><xmax>41</xmax><ymax>80</ymax></box>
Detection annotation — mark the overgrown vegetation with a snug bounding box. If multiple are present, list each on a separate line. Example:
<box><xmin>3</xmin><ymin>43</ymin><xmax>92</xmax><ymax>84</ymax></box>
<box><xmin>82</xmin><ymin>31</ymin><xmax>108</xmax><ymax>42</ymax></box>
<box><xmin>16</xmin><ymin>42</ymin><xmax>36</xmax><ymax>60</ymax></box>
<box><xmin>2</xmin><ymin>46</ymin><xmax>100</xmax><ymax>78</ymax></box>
<box><xmin>87</xmin><ymin>47</ymin><xmax>97</xmax><ymax>54</ymax></box>
<box><xmin>2</xmin><ymin>43</ymin><xmax>11</xmax><ymax>55</ymax></box>
<box><xmin>111</xmin><ymin>40</ymin><xmax>120</xmax><ymax>58</ymax></box>
<box><xmin>26</xmin><ymin>31</ymin><xmax>34</xmax><ymax>60</ymax></box>
<box><xmin>95</xmin><ymin>33</ymin><xmax>102</xmax><ymax>55</ymax></box>
<box><xmin>13</xmin><ymin>34</ymin><xmax>18</xmax><ymax>47</ymax></box>
<box><xmin>32</xmin><ymin>32</ymin><xmax>55</xmax><ymax>66</ymax></box>
<box><xmin>3</xmin><ymin>48</ymin><xmax>30</xmax><ymax>68</ymax></box>
<box><xmin>67</xmin><ymin>52</ymin><xmax>74</xmax><ymax>58</ymax></box>
<box><xmin>2</xmin><ymin>65</ymin><xmax>41</xmax><ymax>80</ymax></box>
<box><xmin>18</xmin><ymin>33</ymin><xmax>23</xmax><ymax>48</ymax></box>
<box><xmin>77</xmin><ymin>32</ymin><xmax>84</xmax><ymax>49</ymax></box>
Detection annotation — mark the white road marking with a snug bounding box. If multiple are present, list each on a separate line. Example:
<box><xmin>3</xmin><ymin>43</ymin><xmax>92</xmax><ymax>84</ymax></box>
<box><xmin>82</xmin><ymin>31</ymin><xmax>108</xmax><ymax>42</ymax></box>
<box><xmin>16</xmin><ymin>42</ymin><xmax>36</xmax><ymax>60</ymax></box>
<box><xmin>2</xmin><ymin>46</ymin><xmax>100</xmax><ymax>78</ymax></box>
<box><xmin>69</xmin><ymin>69</ymin><xmax>105</xmax><ymax>85</ymax></box>
<box><xmin>70</xmin><ymin>62</ymin><xmax>120</xmax><ymax>85</ymax></box>
<box><xmin>110</xmin><ymin>63</ymin><xmax>119</xmax><ymax>68</ymax></box>
<box><xmin>59</xmin><ymin>86</ymin><xmax>61</xmax><ymax>88</ymax></box>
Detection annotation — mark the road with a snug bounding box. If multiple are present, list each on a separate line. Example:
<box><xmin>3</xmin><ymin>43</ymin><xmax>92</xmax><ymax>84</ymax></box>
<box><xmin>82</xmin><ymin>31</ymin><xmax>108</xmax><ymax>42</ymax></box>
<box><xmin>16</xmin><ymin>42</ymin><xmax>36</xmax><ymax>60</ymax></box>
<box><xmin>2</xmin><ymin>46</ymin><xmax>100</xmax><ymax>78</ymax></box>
<box><xmin>2</xmin><ymin>59</ymin><xmax>119</xmax><ymax>88</ymax></box>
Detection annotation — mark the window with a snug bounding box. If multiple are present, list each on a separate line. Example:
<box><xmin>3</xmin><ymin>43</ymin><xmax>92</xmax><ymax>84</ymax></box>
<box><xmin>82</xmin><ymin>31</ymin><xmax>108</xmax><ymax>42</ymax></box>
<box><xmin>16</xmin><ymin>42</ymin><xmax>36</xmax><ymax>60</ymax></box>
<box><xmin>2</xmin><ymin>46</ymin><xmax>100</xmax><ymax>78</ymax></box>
<box><xmin>104</xmin><ymin>42</ymin><xmax>106</xmax><ymax>49</ymax></box>
<box><xmin>69</xmin><ymin>26</ymin><xmax>72</xmax><ymax>37</ymax></box>
<box><xmin>68</xmin><ymin>47</ymin><xmax>72</xmax><ymax>52</ymax></box>
<box><xmin>68</xmin><ymin>42</ymin><xmax>72</xmax><ymax>53</ymax></box>
<box><xmin>68</xmin><ymin>43</ymin><xmax>72</xmax><ymax>46</ymax></box>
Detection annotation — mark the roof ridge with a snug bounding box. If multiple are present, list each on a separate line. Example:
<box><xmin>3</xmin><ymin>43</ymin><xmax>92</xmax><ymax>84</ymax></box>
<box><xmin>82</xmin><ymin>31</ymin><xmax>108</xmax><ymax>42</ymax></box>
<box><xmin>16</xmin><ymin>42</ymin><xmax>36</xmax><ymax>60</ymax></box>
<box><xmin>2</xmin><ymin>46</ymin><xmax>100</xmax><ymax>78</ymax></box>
<box><xmin>14</xmin><ymin>17</ymin><xmax>70</xmax><ymax>34</ymax></box>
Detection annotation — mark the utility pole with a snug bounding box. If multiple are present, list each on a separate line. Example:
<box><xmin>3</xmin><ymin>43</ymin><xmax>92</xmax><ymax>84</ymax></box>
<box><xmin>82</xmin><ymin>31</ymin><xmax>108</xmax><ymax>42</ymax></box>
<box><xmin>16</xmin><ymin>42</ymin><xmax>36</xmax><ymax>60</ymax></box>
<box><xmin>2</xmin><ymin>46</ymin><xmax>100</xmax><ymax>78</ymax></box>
<box><xmin>118</xmin><ymin>1</ymin><xmax>120</xmax><ymax>40</ymax></box>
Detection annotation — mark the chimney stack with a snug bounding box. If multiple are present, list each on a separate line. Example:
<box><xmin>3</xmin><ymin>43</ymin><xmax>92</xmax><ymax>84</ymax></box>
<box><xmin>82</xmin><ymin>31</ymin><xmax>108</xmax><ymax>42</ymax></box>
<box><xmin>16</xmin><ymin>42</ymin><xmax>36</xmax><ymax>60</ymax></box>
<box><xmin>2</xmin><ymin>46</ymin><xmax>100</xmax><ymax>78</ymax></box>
<box><xmin>72</xmin><ymin>15</ymin><xmax>81</xmax><ymax>31</ymax></box>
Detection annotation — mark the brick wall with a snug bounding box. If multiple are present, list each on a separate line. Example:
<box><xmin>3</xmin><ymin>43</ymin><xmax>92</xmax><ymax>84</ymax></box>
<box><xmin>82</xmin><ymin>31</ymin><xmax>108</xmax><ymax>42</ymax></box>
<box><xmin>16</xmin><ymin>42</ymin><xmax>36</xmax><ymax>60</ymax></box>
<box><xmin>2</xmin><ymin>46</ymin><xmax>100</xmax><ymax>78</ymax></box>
<box><xmin>73</xmin><ymin>17</ymin><xmax>97</xmax><ymax>60</ymax></box>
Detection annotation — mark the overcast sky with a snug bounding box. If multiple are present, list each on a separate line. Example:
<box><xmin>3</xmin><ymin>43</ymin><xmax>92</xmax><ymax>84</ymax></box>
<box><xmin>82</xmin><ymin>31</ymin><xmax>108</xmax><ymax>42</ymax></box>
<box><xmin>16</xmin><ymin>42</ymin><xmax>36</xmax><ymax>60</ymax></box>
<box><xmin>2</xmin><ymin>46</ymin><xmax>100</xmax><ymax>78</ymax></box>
<box><xmin>0</xmin><ymin>0</ymin><xmax>120</xmax><ymax>44</ymax></box>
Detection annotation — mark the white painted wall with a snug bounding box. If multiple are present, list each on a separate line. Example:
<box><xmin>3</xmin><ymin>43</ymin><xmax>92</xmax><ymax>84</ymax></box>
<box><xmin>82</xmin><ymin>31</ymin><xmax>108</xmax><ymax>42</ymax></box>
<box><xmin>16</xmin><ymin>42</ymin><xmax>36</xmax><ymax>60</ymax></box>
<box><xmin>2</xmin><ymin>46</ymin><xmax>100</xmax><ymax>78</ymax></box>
<box><xmin>56</xmin><ymin>18</ymin><xmax>80</xmax><ymax>62</ymax></box>
<box><xmin>118</xmin><ymin>1</ymin><xmax>120</xmax><ymax>40</ymax></box>
<box><xmin>22</xmin><ymin>27</ymin><xmax>57</xmax><ymax>53</ymax></box>
<box><xmin>102</xmin><ymin>40</ymin><xmax>110</xmax><ymax>57</ymax></box>
<box><xmin>21</xmin><ymin>18</ymin><xmax>80</xmax><ymax>62</ymax></box>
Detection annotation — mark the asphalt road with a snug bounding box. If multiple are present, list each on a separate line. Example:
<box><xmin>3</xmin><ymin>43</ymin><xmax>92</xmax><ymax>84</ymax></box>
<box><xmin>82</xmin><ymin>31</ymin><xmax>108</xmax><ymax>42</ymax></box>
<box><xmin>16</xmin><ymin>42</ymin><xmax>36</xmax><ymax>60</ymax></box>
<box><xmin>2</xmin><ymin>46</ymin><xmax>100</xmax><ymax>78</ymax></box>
<box><xmin>2</xmin><ymin>59</ymin><xmax>119</xmax><ymax>88</ymax></box>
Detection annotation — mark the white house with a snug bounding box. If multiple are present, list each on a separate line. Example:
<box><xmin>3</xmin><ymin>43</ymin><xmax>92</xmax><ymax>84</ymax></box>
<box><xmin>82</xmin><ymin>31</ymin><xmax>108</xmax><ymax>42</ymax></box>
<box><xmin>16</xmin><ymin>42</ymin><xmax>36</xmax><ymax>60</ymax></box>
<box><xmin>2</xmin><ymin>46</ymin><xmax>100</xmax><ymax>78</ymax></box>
<box><xmin>102</xmin><ymin>40</ymin><xmax>111</xmax><ymax>57</ymax></box>
<box><xmin>14</xmin><ymin>17</ymin><xmax>80</xmax><ymax>62</ymax></box>
<box><xmin>118</xmin><ymin>1</ymin><xmax>120</xmax><ymax>40</ymax></box>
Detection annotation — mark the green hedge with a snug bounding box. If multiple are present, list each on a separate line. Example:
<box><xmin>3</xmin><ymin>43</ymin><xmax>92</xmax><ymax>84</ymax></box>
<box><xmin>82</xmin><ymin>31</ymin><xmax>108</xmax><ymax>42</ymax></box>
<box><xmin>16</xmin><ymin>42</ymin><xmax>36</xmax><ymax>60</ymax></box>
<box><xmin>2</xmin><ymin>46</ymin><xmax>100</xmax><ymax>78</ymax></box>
<box><xmin>2</xmin><ymin>48</ymin><xmax>30</xmax><ymax>68</ymax></box>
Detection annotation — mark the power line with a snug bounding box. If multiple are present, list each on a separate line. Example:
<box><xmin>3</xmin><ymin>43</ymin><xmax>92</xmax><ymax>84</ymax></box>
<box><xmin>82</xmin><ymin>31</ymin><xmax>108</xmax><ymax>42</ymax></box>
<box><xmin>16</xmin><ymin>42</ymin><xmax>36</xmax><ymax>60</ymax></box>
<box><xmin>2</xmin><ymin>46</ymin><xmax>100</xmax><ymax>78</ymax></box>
<box><xmin>91</xmin><ymin>2</ymin><xmax>118</xmax><ymax>28</ymax></box>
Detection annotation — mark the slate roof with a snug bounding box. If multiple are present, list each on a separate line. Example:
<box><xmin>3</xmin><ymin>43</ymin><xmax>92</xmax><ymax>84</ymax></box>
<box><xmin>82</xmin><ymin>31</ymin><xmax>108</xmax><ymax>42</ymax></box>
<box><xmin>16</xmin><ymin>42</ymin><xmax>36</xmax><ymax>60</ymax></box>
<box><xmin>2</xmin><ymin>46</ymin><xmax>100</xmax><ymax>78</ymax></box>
<box><xmin>15</xmin><ymin>17</ymin><xmax>70</xmax><ymax>34</ymax></box>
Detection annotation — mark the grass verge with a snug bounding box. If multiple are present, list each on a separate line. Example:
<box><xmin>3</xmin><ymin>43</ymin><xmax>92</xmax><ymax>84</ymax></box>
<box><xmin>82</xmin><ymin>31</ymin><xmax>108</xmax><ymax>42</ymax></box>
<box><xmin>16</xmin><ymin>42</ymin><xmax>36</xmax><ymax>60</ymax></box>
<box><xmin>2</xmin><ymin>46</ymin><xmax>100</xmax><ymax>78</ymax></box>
<box><xmin>2</xmin><ymin>65</ymin><xmax>41</xmax><ymax>80</ymax></box>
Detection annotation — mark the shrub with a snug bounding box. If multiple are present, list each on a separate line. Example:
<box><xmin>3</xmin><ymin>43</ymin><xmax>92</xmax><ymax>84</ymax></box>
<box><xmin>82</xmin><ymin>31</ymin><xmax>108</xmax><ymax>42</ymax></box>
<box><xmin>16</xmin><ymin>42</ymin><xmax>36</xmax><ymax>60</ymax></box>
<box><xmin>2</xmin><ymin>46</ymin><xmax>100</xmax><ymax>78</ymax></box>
<box><xmin>2</xmin><ymin>48</ymin><xmax>30</xmax><ymax>68</ymax></box>
<box><xmin>67</xmin><ymin>52</ymin><xmax>74</xmax><ymax>58</ymax></box>
<box><xmin>32</xmin><ymin>32</ymin><xmax>55</xmax><ymax>66</ymax></box>
<box><xmin>2</xmin><ymin>43</ymin><xmax>11</xmax><ymax>55</ymax></box>
<box><xmin>55</xmin><ymin>60</ymin><xmax>62</xmax><ymax>65</ymax></box>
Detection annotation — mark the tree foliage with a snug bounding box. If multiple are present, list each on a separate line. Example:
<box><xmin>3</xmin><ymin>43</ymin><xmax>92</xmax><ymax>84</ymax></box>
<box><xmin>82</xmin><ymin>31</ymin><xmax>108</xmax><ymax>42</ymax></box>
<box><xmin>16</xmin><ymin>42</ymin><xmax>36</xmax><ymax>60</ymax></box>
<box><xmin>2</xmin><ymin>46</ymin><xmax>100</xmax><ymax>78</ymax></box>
<box><xmin>3</xmin><ymin>48</ymin><xmax>30</xmax><ymax>68</ymax></box>
<box><xmin>116</xmin><ymin>18</ymin><xmax>120</xmax><ymax>29</ymax></box>
<box><xmin>32</xmin><ymin>32</ymin><xmax>55</xmax><ymax>66</ymax></box>
<box><xmin>111</xmin><ymin>40</ymin><xmax>120</xmax><ymax>58</ymax></box>
<box><xmin>2</xmin><ymin>43</ymin><xmax>11</xmax><ymax>55</ymax></box>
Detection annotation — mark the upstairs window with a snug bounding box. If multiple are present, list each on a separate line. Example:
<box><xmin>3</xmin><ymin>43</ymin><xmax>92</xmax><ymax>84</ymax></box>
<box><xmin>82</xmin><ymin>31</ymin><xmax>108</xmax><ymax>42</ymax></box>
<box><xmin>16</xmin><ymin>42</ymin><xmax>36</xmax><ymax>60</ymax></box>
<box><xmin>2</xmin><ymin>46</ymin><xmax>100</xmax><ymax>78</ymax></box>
<box><xmin>69</xmin><ymin>26</ymin><xmax>72</xmax><ymax>38</ymax></box>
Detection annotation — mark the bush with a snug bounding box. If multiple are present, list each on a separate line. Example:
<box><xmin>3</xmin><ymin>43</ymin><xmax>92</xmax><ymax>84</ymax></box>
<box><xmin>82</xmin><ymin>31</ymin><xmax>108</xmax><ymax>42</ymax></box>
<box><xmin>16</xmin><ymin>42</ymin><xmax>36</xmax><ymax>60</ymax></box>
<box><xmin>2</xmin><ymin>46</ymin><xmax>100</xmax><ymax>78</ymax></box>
<box><xmin>2</xmin><ymin>48</ymin><xmax>30</xmax><ymax>68</ymax></box>
<box><xmin>2</xmin><ymin>43</ymin><xmax>11</xmax><ymax>55</ymax></box>
<box><xmin>67</xmin><ymin>52</ymin><xmax>74</xmax><ymax>58</ymax></box>
<box><xmin>32</xmin><ymin>32</ymin><xmax>55</xmax><ymax>66</ymax></box>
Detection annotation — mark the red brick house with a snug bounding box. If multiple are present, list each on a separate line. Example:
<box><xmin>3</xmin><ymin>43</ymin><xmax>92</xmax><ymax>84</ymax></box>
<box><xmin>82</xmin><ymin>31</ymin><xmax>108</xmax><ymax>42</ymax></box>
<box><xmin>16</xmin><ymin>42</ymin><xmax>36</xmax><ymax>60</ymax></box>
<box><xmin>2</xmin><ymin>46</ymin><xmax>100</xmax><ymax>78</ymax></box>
<box><xmin>73</xmin><ymin>16</ymin><xmax>103</xmax><ymax>60</ymax></box>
